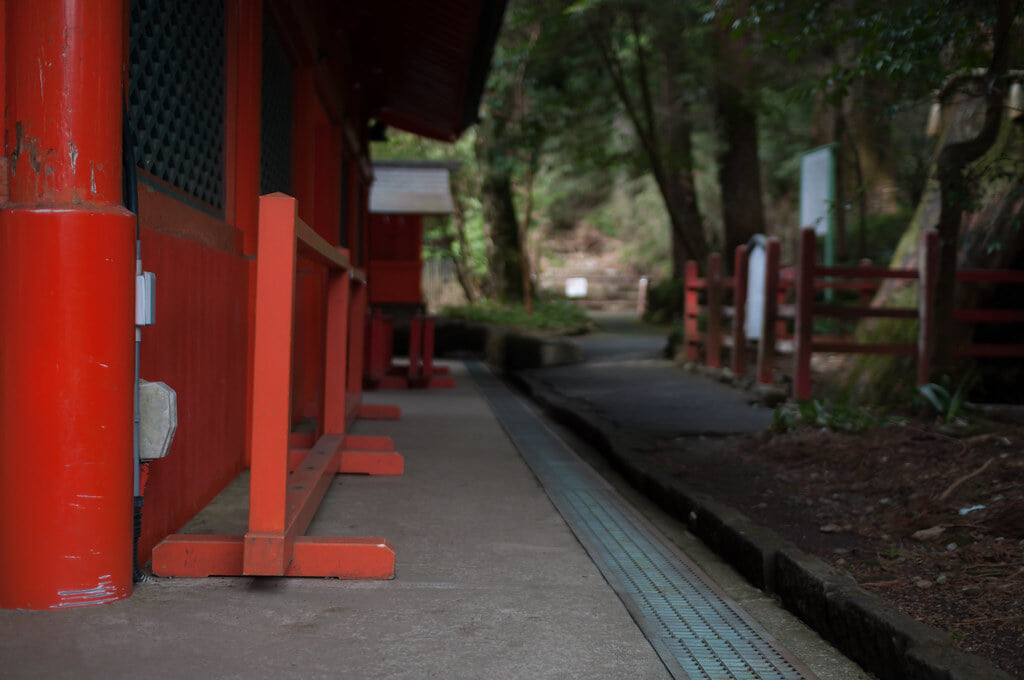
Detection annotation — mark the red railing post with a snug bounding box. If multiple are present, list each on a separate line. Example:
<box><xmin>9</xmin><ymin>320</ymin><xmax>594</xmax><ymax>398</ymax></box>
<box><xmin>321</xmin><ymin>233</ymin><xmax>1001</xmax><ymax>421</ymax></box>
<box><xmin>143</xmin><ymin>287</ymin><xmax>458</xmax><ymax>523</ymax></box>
<box><xmin>731</xmin><ymin>245</ymin><xmax>749</xmax><ymax>375</ymax></box>
<box><xmin>422</xmin><ymin>317</ymin><xmax>436</xmax><ymax>378</ymax></box>
<box><xmin>794</xmin><ymin>228</ymin><xmax>817</xmax><ymax>400</ymax></box>
<box><xmin>757</xmin><ymin>238</ymin><xmax>780</xmax><ymax>384</ymax></box>
<box><xmin>684</xmin><ymin>260</ymin><xmax>700</xmax><ymax>361</ymax></box>
<box><xmin>246</xmin><ymin>195</ymin><xmax>299</xmax><ymax>574</ymax></box>
<box><xmin>706</xmin><ymin>253</ymin><xmax>723</xmax><ymax>368</ymax></box>
<box><xmin>153</xmin><ymin>195</ymin><xmax>397</xmax><ymax>579</ymax></box>
<box><xmin>408</xmin><ymin>316</ymin><xmax>423</xmax><ymax>379</ymax></box>
<box><xmin>917</xmin><ymin>229</ymin><xmax>940</xmax><ymax>386</ymax></box>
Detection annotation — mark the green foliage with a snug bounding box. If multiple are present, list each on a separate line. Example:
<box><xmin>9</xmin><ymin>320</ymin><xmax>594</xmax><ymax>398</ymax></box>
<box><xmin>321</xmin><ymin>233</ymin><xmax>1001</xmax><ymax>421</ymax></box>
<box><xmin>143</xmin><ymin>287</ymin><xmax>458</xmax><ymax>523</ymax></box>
<box><xmin>441</xmin><ymin>298</ymin><xmax>593</xmax><ymax>335</ymax></box>
<box><xmin>854</xmin><ymin>209</ymin><xmax>914</xmax><ymax>266</ymax></box>
<box><xmin>916</xmin><ymin>372</ymin><xmax>978</xmax><ymax>424</ymax></box>
<box><xmin>742</xmin><ymin>1</ymin><xmax>1001</xmax><ymax>106</ymax></box>
<box><xmin>773</xmin><ymin>399</ymin><xmax>886</xmax><ymax>433</ymax></box>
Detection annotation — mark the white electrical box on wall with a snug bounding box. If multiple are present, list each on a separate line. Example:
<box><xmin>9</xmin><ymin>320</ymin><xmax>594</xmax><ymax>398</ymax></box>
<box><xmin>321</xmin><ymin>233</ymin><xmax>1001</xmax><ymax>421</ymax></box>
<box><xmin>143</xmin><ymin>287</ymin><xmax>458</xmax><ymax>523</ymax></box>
<box><xmin>139</xmin><ymin>380</ymin><xmax>177</xmax><ymax>460</ymax></box>
<box><xmin>136</xmin><ymin>272</ymin><xmax>156</xmax><ymax>326</ymax></box>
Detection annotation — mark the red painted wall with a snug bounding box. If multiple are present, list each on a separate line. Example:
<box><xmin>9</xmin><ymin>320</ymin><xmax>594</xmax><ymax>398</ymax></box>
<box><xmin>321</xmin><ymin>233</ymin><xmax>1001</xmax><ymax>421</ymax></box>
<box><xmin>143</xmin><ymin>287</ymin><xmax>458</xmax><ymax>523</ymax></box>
<box><xmin>135</xmin><ymin>190</ymin><xmax>250</xmax><ymax>562</ymax></box>
<box><xmin>368</xmin><ymin>214</ymin><xmax>423</xmax><ymax>305</ymax></box>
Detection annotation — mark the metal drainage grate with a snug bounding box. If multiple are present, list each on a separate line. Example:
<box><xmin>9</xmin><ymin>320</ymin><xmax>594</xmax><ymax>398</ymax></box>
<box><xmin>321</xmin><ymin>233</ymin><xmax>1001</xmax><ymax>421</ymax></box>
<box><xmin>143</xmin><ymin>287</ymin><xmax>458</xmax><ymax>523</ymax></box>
<box><xmin>467</xmin><ymin>362</ymin><xmax>815</xmax><ymax>680</ymax></box>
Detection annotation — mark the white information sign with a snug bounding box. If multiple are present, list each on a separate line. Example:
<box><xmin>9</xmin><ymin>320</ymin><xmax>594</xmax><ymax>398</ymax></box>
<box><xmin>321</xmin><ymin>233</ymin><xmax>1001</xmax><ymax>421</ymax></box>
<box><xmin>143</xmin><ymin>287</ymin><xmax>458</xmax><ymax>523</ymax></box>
<box><xmin>745</xmin><ymin>238</ymin><xmax>766</xmax><ymax>340</ymax></box>
<box><xmin>565</xmin><ymin>277</ymin><xmax>588</xmax><ymax>298</ymax></box>
<box><xmin>799</xmin><ymin>145</ymin><xmax>835</xmax><ymax>236</ymax></box>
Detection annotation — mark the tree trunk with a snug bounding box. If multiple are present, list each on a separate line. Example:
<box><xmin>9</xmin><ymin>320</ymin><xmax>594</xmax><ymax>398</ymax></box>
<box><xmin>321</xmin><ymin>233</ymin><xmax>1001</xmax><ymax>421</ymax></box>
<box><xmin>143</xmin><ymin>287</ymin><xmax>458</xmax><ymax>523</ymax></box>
<box><xmin>480</xmin><ymin>169</ymin><xmax>524</xmax><ymax>303</ymax></box>
<box><xmin>585</xmin><ymin>6</ymin><xmax>710</xmax><ymax>278</ymax></box>
<box><xmin>660</xmin><ymin>108</ymin><xmax>707</xmax><ymax>278</ymax></box>
<box><xmin>656</xmin><ymin>48</ymin><xmax>708</xmax><ymax>277</ymax></box>
<box><xmin>714</xmin><ymin>6</ymin><xmax>765</xmax><ymax>262</ymax></box>
<box><xmin>448</xmin><ymin>190</ymin><xmax>479</xmax><ymax>303</ymax></box>
<box><xmin>840</xmin><ymin>79</ymin><xmax>1024</xmax><ymax>401</ymax></box>
<box><xmin>476</xmin><ymin>103</ymin><xmax>525</xmax><ymax>304</ymax></box>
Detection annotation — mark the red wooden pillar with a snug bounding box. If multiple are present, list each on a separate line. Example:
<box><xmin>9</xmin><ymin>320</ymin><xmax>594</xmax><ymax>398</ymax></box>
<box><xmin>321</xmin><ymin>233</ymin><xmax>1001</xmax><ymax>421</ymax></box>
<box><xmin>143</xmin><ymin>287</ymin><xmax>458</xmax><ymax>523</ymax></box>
<box><xmin>228</xmin><ymin>0</ymin><xmax>263</xmax><ymax>467</ymax></box>
<box><xmin>756</xmin><ymin>238</ymin><xmax>780</xmax><ymax>385</ymax></box>
<box><xmin>347</xmin><ymin>278</ymin><xmax>369</xmax><ymax>423</ymax></box>
<box><xmin>793</xmin><ymin>228</ymin><xmax>817</xmax><ymax>400</ymax></box>
<box><xmin>408</xmin><ymin>317</ymin><xmax>424</xmax><ymax>379</ymax></box>
<box><xmin>291</xmin><ymin>69</ymin><xmax>323</xmax><ymax>425</ymax></box>
<box><xmin>917</xmin><ymin>230</ymin><xmax>940</xmax><ymax>386</ymax></box>
<box><xmin>731</xmin><ymin>245</ymin><xmax>749</xmax><ymax>375</ymax></box>
<box><xmin>683</xmin><ymin>260</ymin><xmax>700</xmax><ymax>361</ymax></box>
<box><xmin>706</xmin><ymin>253</ymin><xmax>723</xmax><ymax>368</ymax></box>
<box><xmin>0</xmin><ymin>0</ymin><xmax>136</xmax><ymax>609</ymax></box>
<box><xmin>323</xmin><ymin>253</ymin><xmax>351</xmax><ymax>434</ymax></box>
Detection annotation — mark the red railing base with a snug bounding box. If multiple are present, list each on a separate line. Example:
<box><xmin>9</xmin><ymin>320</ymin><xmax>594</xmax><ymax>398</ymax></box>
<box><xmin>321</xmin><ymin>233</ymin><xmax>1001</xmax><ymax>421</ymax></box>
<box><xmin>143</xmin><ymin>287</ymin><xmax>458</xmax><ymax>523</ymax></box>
<box><xmin>357</xmin><ymin>404</ymin><xmax>402</xmax><ymax>420</ymax></box>
<box><xmin>152</xmin><ymin>433</ymin><xmax>402</xmax><ymax>578</ymax></box>
<box><xmin>152</xmin><ymin>535</ymin><xmax>395</xmax><ymax>579</ymax></box>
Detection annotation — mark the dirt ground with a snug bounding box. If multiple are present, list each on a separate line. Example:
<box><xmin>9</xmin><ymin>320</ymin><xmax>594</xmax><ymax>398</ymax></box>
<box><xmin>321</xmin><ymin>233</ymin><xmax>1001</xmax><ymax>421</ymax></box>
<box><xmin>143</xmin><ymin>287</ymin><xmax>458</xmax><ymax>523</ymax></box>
<box><xmin>651</xmin><ymin>417</ymin><xmax>1024</xmax><ymax>678</ymax></box>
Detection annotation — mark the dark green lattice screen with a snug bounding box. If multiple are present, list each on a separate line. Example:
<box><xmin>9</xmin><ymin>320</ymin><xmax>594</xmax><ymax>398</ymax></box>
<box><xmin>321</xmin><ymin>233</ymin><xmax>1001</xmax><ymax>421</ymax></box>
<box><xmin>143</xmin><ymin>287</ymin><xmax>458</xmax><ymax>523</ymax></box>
<box><xmin>129</xmin><ymin>0</ymin><xmax>226</xmax><ymax>211</ymax></box>
<box><xmin>260</xmin><ymin>18</ymin><xmax>292</xmax><ymax>195</ymax></box>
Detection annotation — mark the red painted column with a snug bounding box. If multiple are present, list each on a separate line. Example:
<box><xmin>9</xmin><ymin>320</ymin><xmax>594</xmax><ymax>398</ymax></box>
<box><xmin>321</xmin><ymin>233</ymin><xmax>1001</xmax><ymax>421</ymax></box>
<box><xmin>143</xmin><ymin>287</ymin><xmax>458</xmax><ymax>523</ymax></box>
<box><xmin>683</xmin><ymin>260</ymin><xmax>700</xmax><ymax>361</ymax></box>
<box><xmin>290</xmin><ymin>69</ymin><xmax>324</xmax><ymax>426</ymax></box>
<box><xmin>227</xmin><ymin>0</ymin><xmax>262</xmax><ymax>466</ymax></box>
<box><xmin>706</xmin><ymin>253</ymin><xmax>723</xmax><ymax>368</ymax></box>
<box><xmin>323</xmin><ymin>251</ymin><xmax>351</xmax><ymax>435</ymax></box>
<box><xmin>0</xmin><ymin>0</ymin><xmax>136</xmax><ymax>609</ymax></box>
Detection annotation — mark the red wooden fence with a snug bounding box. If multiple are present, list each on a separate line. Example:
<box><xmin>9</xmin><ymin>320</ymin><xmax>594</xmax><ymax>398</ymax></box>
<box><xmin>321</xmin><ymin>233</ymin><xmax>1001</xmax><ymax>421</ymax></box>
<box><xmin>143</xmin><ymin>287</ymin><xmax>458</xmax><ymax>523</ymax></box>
<box><xmin>684</xmin><ymin>226</ymin><xmax>1024</xmax><ymax>400</ymax></box>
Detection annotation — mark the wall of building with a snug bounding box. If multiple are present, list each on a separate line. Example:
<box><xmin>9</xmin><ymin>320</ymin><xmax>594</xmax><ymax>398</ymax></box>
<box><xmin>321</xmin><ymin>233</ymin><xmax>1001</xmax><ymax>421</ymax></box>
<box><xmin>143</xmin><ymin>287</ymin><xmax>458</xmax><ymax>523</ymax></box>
<box><xmin>125</xmin><ymin>0</ymin><xmax>370</xmax><ymax>564</ymax></box>
<box><xmin>136</xmin><ymin>190</ymin><xmax>250</xmax><ymax>559</ymax></box>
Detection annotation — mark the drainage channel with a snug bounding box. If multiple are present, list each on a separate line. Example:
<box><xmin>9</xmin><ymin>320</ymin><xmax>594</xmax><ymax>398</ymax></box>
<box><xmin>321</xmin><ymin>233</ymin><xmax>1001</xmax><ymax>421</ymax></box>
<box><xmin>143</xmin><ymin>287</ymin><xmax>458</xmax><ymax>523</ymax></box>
<box><xmin>468</xmin><ymin>361</ymin><xmax>816</xmax><ymax>680</ymax></box>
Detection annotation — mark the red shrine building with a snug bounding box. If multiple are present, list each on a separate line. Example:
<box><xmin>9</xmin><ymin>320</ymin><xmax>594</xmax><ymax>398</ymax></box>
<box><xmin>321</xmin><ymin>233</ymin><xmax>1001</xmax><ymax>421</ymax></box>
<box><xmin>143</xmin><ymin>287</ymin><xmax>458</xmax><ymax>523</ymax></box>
<box><xmin>0</xmin><ymin>0</ymin><xmax>505</xmax><ymax>609</ymax></box>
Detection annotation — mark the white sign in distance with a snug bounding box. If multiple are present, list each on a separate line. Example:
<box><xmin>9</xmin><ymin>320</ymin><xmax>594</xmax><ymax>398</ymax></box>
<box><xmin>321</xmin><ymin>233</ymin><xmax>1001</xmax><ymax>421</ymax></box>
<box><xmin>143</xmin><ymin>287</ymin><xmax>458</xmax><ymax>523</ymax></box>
<box><xmin>745</xmin><ymin>238</ymin><xmax>767</xmax><ymax>340</ymax></box>
<box><xmin>565</xmin><ymin>277</ymin><xmax>588</xmax><ymax>298</ymax></box>
<box><xmin>800</xmin><ymin>145</ymin><xmax>835</xmax><ymax>236</ymax></box>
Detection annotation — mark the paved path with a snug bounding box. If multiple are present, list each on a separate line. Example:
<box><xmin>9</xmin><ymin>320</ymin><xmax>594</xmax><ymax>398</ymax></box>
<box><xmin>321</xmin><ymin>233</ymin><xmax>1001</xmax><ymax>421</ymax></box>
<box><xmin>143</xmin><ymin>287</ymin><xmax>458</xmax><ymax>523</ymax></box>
<box><xmin>520</xmin><ymin>313</ymin><xmax>773</xmax><ymax>441</ymax></box>
<box><xmin>0</xmin><ymin>365</ymin><xmax>670</xmax><ymax>680</ymax></box>
<box><xmin>508</xmin><ymin>313</ymin><xmax>1004</xmax><ymax>680</ymax></box>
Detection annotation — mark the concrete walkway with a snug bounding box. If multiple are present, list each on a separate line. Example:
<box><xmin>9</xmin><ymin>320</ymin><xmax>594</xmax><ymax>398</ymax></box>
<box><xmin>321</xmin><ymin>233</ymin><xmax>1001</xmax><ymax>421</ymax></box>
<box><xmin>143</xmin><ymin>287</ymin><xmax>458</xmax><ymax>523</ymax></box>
<box><xmin>520</xmin><ymin>313</ymin><xmax>772</xmax><ymax>441</ymax></box>
<box><xmin>509</xmin><ymin>313</ymin><xmax>1010</xmax><ymax>680</ymax></box>
<box><xmin>0</xmin><ymin>363</ymin><xmax>670</xmax><ymax>680</ymax></box>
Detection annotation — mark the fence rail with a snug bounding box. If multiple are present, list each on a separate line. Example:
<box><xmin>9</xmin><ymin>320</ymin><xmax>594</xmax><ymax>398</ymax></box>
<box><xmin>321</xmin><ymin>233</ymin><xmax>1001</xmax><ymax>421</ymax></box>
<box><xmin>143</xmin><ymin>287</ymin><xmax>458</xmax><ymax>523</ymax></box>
<box><xmin>684</xmin><ymin>226</ymin><xmax>1024</xmax><ymax>400</ymax></box>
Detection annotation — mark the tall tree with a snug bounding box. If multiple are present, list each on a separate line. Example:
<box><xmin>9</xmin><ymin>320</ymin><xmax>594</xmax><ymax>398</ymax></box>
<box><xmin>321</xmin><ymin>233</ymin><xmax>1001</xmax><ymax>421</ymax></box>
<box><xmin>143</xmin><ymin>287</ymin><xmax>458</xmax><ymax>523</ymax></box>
<box><xmin>713</xmin><ymin>1</ymin><xmax>767</xmax><ymax>258</ymax></box>
<box><xmin>577</xmin><ymin>0</ymin><xmax>712</xmax><ymax>277</ymax></box>
<box><xmin>477</xmin><ymin>130</ymin><xmax>525</xmax><ymax>303</ymax></box>
<box><xmin>750</xmin><ymin>0</ymin><xmax>1024</xmax><ymax>393</ymax></box>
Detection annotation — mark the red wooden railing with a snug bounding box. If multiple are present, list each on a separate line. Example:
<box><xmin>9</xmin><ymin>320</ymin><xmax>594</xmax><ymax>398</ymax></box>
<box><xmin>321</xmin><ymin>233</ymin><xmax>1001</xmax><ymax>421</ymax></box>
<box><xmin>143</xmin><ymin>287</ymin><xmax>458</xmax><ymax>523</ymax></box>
<box><xmin>153</xmin><ymin>193</ymin><xmax>402</xmax><ymax>579</ymax></box>
<box><xmin>684</xmin><ymin>226</ymin><xmax>1024</xmax><ymax>400</ymax></box>
<box><xmin>792</xmin><ymin>228</ymin><xmax>930</xmax><ymax>399</ymax></box>
<box><xmin>684</xmin><ymin>249</ymin><xmax>747</xmax><ymax>373</ymax></box>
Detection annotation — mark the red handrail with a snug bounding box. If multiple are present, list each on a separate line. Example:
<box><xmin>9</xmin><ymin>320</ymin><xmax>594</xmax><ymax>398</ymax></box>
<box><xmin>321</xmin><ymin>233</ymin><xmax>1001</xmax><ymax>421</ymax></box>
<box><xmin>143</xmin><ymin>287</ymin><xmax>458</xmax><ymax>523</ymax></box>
<box><xmin>685</xmin><ymin>225</ymin><xmax>1024</xmax><ymax>400</ymax></box>
<box><xmin>152</xmin><ymin>193</ymin><xmax>400</xmax><ymax>580</ymax></box>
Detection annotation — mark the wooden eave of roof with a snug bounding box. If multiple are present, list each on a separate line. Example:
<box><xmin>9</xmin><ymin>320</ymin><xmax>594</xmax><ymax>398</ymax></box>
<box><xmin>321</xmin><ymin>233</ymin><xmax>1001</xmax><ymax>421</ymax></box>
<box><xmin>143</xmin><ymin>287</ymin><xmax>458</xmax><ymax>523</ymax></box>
<box><xmin>325</xmin><ymin>0</ymin><xmax>507</xmax><ymax>141</ymax></box>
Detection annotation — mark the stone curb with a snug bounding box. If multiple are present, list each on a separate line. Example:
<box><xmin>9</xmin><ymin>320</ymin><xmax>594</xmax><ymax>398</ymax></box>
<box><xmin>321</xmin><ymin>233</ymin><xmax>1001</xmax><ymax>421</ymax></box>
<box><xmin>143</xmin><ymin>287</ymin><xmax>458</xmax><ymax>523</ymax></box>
<box><xmin>507</xmin><ymin>370</ymin><xmax>1012</xmax><ymax>680</ymax></box>
<box><xmin>434</xmin><ymin>318</ymin><xmax>584</xmax><ymax>371</ymax></box>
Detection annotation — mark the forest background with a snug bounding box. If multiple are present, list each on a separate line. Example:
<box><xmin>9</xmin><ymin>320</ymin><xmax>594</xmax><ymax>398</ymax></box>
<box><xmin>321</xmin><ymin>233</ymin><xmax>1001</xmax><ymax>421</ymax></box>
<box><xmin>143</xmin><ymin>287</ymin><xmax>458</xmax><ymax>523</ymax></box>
<box><xmin>372</xmin><ymin>0</ymin><xmax>1024</xmax><ymax>403</ymax></box>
